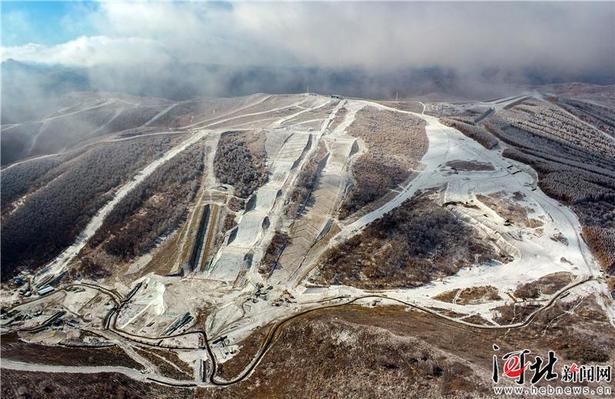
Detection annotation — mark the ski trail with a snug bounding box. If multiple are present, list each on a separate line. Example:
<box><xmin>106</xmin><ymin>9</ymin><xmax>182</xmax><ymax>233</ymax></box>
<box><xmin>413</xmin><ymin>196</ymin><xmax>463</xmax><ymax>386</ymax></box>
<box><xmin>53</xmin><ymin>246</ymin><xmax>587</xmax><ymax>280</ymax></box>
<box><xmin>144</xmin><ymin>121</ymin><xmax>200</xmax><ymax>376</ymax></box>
<box><xmin>143</xmin><ymin>102</ymin><xmax>180</xmax><ymax>127</ymax></box>
<box><xmin>329</xmin><ymin>98</ymin><xmax>601</xmax><ymax>291</ymax></box>
<box><xmin>84</xmin><ymin>107</ymin><xmax>125</xmax><ymax>138</ymax></box>
<box><xmin>35</xmin><ymin>129</ymin><xmax>213</xmax><ymax>284</ymax></box>
<box><xmin>200</xmin><ymin>98</ymin><xmax>308</xmax><ymax>129</ymax></box>
<box><xmin>1</xmin><ymin>153</ymin><xmax>61</xmax><ymax>172</ymax></box>
<box><xmin>181</xmin><ymin>95</ymin><xmax>273</xmax><ymax>129</ymax></box>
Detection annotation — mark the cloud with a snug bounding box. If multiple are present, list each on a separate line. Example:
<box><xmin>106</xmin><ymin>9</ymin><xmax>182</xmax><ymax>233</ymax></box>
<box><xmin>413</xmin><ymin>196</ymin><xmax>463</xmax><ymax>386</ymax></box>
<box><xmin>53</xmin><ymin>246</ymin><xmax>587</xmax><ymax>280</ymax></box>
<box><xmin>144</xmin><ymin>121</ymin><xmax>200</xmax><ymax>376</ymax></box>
<box><xmin>2</xmin><ymin>36</ymin><xmax>171</xmax><ymax>67</ymax></box>
<box><xmin>3</xmin><ymin>1</ymin><xmax>612</xmax><ymax>75</ymax></box>
<box><xmin>88</xmin><ymin>1</ymin><xmax>294</xmax><ymax>66</ymax></box>
<box><xmin>229</xmin><ymin>2</ymin><xmax>615</xmax><ymax>75</ymax></box>
<box><xmin>128</xmin><ymin>2</ymin><xmax>614</xmax><ymax>73</ymax></box>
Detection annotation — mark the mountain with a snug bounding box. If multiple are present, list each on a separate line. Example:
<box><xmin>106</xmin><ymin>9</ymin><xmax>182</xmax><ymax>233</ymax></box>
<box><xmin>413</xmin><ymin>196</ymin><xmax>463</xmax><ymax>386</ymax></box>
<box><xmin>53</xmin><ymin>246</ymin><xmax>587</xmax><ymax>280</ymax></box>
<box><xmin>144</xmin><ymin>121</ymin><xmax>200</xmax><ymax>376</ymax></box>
<box><xmin>4</xmin><ymin>59</ymin><xmax>613</xmax><ymax>115</ymax></box>
<box><xmin>1</xmin><ymin>91</ymin><xmax>614</xmax><ymax>398</ymax></box>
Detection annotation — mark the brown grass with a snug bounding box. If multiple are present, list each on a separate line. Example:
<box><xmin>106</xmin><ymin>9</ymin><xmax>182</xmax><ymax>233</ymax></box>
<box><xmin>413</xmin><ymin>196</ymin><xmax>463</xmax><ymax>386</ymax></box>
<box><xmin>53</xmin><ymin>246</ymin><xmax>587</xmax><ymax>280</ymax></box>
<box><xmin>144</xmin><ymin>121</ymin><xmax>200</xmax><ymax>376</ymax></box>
<box><xmin>456</xmin><ymin>286</ymin><xmax>501</xmax><ymax>305</ymax></box>
<box><xmin>1</xmin><ymin>333</ymin><xmax>143</xmax><ymax>370</ymax></box>
<box><xmin>216</xmin><ymin>325</ymin><xmax>270</xmax><ymax>380</ymax></box>
<box><xmin>445</xmin><ymin>160</ymin><xmax>495</xmax><ymax>172</ymax></box>
<box><xmin>316</xmin><ymin>193</ymin><xmax>500</xmax><ymax>289</ymax></box>
<box><xmin>433</xmin><ymin>289</ymin><xmax>459</xmax><ymax>303</ymax></box>
<box><xmin>3</xmin><ymin>294</ymin><xmax>613</xmax><ymax>399</ymax></box>
<box><xmin>477</xmin><ymin>192</ymin><xmax>543</xmax><ymax>229</ymax></box>
<box><xmin>513</xmin><ymin>272</ymin><xmax>574</xmax><ymax>299</ymax></box>
<box><xmin>340</xmin><ymin>106</ymin><xmax>427</xmax><ymax>218</ymax></box>
<box><xmin>133</xmin><ymin>346</ymin><xmax>192</xmax><ymax>379</ymax></box>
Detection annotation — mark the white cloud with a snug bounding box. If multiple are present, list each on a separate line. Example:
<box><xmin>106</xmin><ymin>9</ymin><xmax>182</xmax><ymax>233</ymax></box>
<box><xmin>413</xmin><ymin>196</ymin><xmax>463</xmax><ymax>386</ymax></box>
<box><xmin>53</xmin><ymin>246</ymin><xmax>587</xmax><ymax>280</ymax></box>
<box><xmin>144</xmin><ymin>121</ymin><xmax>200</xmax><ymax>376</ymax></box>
<box><xmin>229</xmin><ymin>2</ymin><xmax>614</xmax><ymax>73</ymax></box>
<box><xmin>2</xmin><ymin>36</ymin><xmax>171</xmax><ymax>67</ymax></box>
<box><xmin>1</xmin><ymin>1</ymin><xmax>613</xmax><ymax>78</ymax></box>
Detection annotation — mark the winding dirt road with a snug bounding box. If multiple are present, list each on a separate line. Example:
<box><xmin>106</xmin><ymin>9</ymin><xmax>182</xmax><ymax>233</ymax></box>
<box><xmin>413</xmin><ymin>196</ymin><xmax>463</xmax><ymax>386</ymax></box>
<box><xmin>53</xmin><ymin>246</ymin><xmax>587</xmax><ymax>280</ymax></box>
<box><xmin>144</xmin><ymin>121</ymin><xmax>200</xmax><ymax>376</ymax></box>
<box><xmin>1</xmin><ymin>277</ymin><xmax>595</xmax><ymax>388</ymax></box>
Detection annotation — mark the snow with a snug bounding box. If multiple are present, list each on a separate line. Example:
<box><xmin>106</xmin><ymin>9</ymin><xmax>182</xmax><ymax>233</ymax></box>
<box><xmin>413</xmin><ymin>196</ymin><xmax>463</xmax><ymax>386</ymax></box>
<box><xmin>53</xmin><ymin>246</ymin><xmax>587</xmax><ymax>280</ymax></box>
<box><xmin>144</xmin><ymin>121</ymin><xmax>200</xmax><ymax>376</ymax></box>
<box><xmin>180</xmin><ymin>95</ymin><xmax>606</xmax><ymax>344</ymax></box>
<box><xmin>204</xmin><ymin>98</ymin><xmax>341</xmax><ymax>282</ymax></box>
<box><xmin>205</xmin><ymin>132</ymin><xmax>312</xmax><ymax>281</ymax></box>
<box><xmin>4</xmin><ymin>94</ymin><xmax>611</xmax><ymax>386</ymax></box>
<box><xmin>126</xmin><ymin>254</ymin><xmax>153</xmax><ymax>275</ymax></box>
<box><xmin>116</xmin><ymin>276</ymin><xmax>166</xmax><ymax>330</ymax></box>
<box><xmin>271</xmin><ymin>100</ymin><xmax>365</xmax><ymax>286</ymax></box>
<box><xmin>35</xmin><ymin>127</ymin><xmax>213</xmax><ymax>284</ymax></box>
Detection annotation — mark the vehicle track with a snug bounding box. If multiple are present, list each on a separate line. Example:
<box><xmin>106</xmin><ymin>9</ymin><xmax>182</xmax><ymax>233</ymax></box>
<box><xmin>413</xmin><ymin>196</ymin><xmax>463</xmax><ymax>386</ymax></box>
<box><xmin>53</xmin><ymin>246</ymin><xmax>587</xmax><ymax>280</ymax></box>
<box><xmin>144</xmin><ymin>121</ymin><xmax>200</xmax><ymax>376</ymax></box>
<box><xmin>1</xmin><ymin>277</ymin><xmax>594</xmax><ymax>388</ymax></box>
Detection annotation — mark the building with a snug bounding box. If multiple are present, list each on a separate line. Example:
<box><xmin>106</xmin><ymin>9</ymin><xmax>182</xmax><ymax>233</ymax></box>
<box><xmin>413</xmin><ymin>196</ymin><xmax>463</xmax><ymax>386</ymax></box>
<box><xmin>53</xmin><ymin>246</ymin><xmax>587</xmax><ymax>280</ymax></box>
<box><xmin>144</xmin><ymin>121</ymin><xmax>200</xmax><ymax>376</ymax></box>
<box><xmin>37</xmin><ymin>285</ymin><xmax>54</xmax><ymax>296</ymax></box>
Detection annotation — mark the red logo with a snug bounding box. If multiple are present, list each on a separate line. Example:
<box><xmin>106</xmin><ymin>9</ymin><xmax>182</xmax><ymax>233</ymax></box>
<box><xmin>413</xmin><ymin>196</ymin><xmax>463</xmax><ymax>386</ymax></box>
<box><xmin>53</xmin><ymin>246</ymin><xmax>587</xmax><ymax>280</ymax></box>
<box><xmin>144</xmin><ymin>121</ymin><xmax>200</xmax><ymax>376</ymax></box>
<box><xmin>503</xmin><ymin>354</ymin><xmax>528</xmax><ymax>379</ymax></box>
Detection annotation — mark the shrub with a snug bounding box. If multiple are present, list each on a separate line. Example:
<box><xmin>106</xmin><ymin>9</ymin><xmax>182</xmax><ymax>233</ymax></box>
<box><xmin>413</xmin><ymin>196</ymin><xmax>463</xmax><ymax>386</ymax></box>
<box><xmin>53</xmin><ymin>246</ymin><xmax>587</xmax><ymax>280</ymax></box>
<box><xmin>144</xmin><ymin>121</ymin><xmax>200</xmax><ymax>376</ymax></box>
<box><xmin>214</xmin><ymin>131</ymin><xmax>267</xmax><ymax>198</ymax></box>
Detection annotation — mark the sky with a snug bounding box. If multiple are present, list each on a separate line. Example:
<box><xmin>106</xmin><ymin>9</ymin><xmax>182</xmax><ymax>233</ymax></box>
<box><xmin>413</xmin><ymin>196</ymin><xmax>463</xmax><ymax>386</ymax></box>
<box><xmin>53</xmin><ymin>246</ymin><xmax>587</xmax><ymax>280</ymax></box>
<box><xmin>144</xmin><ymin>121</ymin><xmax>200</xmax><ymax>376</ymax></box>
<box><xmin>1</xmin><ymin>1</ymin><xmax>97</xmax><ymax>45</ymax></box>
<box><xmin>1</xmin><ymin>1</ymin><xmax>614</xmax><ymax>82</ymax></box>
